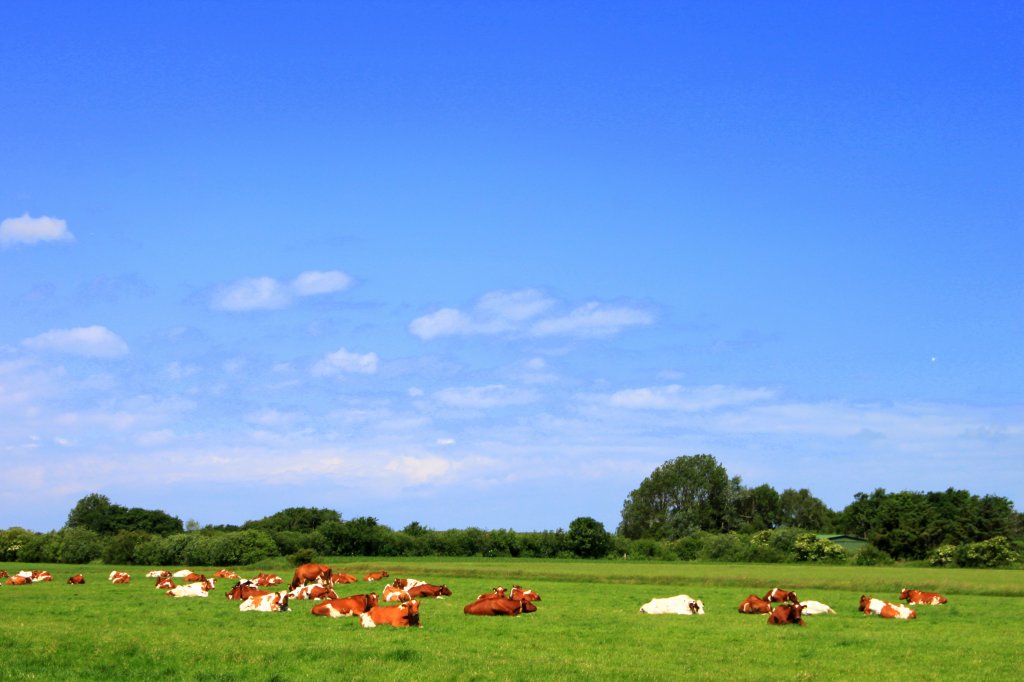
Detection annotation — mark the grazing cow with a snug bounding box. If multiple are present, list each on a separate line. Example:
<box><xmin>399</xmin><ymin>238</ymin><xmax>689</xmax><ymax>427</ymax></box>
<box><xmin>67</xmin><ymin>574</ymin><xmax>85</xmax><ymax>585</ymax></box>
<box><xmin>310</xmin><ymin>593</ymin><xmax>379</xmax><ymax>617</ymax></box>
<box><xmin>464</xmin><ymin>597</ymin><xmax>537</xmax><ymax>616</ymax></box>
<box><xmin>225</xmin><ymin>581</ymin><xmax>273</xmax><ymax>601</ymax></box>
<box><xmin>738</xmin><ymin>594</ymin><xmax>773</xmax><ymax>614</ymax></box>
<box><xmin>382</xmin><ymin>583</ymin><xmax>412</xmax><ymax>603</ymax></box>
<box><xmin>332</xmin><ymin>572</ymin><xmax>357</xmax><ymax>584</ymax></box>
<box><xmin>407</xmin><ymin>583</ymin><xmax>452</xmax><ymax>599</ymax></box>
<box><xmin>155</xmin><ymin>576</ymin><xmax>176</xmax><ymax>590</ymax></box>
<box><xmin>108</xmin><ymin>571</ymin><xmax>131</xmax><ymax>584</ymax></box>
<box><xmin>171</xmin><ymin>569</ymin><xmax>194</xmax><ymax>578</ymax></box>
<box><xmin>799</xmin><ymin>600</ymin><xmax>836</xmax><ymax>615</ymax></box>
<box><xmin>509</xmin><ymin>585</ymin><xmax>540</xmax><ymax>602</ymax></box>
<box><xmin>213</xmin><ymin>570</ymin><xmax>241</xmax><ymax>580</ymax></box>
<box><xmin>166</xmin><ymin>580</ymin><xmax>214</xmax><ymax>598</ymax></box>
<box><xmin>239</xmin><ymin>591</ymin><xmax>289</xmax><ymax>612</ymax></box>
<box><xmin>290</xmin><ymin>563</ymin><xmax>333</xmax><ymax>590</ymax></box>
<box><xmin>900</xmin><ymin>588</ymin><xmax>947</xmax><ymax>605</ymax></box>
<box><xmin>360</xmin><ymin>600</ymin><xmax>421</xmax><ymax>628</ymax></box>
<box><xmin>146</xmin><ymin>570</ymin><xmax>171</xmax><ymax>579</ymax></box>
<box><xmin>288</xmin><ymin>584</ymin><xmax>338</xmax><ymax>601</ymax></box>
<box><xmin>250</xmin><ymin>573</ymin><xmax>283</xmax><ymax>587</ymax></box>
<box><xmin>365</xmin><ymin>571</ymin><xmax>389</xmax><ymax>582</ymax></box>
<box><xmin>860</xmin><ymin>595</ymin><xmax>916</xmax><ymax>620</ymax></box>
<box><xmin>763</xmin><ymin>587</ymin><xmax>799</xmax><ymax>603</ymax></box>
<box><xmin>639</xmin><ymin>595</ymin><xmax>705</xmax><ymax>615</ymax></box>
<box><xmin>768</xmin><ymin>603</ymin><xmax>806</xmax><ymax>626</ymax></box>
<box><xmin>5</xmin><ymin>576</ymin><xmax>32</xmax><ymax>585</ymax></box>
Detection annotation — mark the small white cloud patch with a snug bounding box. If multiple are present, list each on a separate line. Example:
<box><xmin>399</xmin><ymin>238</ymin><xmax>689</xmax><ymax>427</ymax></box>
<box><xmin>291</xmin><ymin>270</ymin><xmax>352</xmax><ymax>296</ymax></box>
<box><xmin>0</xmin><ymin>213</ymin><xmax>74</xmax><ymax>247</ymax></box>
<box><xmin>22</xmin><ymin>325</ymin><xmax>129</xmax><ymax>358</ymax></box>
<box><xmin>313</xmin><ymin>348</ymin><xmax>379</xmax><ymax>376</ymax></box>
<box><xmin>212</xmin><ymin>270</ymin><xmax>352</xmax><ymax>311</ymax></box>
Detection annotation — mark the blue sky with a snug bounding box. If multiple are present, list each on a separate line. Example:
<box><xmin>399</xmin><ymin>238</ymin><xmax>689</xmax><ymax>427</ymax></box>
<box><xmin>2</xmin><ymin>1</ymin><xmax>1021</xmax><ymax>533</ymax></box>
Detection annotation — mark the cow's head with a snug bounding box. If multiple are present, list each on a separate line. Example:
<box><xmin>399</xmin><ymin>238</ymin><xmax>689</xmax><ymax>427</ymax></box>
<box><xmin>899</xmin><ymin>588</ymin><xmax>910</xmax><ymax>600</ymax></box>
<box><xmin>858</xmin><ymin>595</ymin><xmax>870</xmax><ymax>613</ymax></box>
<box><xmin>439</xmin><ymin>584</ymin><xmax>452</xmax><ymax>596</ymax></box>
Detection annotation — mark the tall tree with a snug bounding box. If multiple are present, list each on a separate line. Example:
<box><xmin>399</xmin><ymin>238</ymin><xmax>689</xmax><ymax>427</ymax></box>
<box><xmin>778</xmin><ymin>488</ymin><xmax>836</xmax><ymax>531</ymax></box>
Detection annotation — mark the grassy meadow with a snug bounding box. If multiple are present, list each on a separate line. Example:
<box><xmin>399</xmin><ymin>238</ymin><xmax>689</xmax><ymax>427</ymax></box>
<box><xmin>1</xmin><ymin>558</ymin><xmax>1021</xmax><ymax>680</ymax></box>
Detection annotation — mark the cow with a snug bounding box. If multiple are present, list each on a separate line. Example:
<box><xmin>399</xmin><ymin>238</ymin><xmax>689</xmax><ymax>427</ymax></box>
<box><xmin>108</xmin><ymin>571</ymin><xmax>131</xmax><ymax>584</ymax></box>
<box><xmin>639</xmin><ymin>595</ymin><xmax>705</xmax><ymax>615</ymax></box>
<box><xmin>799</xmin><ymin>600</ymin><xmax>836</xmax><ymax>615</ymax></box>
<box><xmin>67</xmin><ymin>574</ymin><xmax>85</xmax><ymax>585</ymax></box>
<box><xmin>155</xmin><ymin>576</ymin><xmax>176</xmax><ymax>590</ymax></box>
<box><xmin>390</xmin><ymin>578</ymin><xmax>427</xmax><ymax>590</ymax></box>
<box><xmin>5</xmin><ymin>576</ymin><xmax>32</xmax><ymax>585</ymax></box>
<box><xmin>310</xmin><ymin>593</ymin><xmax>379</xmax><ymax>618</ymax></box>
<box><xmin>464</xmin><ymin>597</ymin><xmax>537</xmax><ymax>616</ymax></box>
<box><xmin>475</xmin><ymin>587</ymin><xmax>507</xmax><ymax>601</ymax></box>
<box><xmin>900</xmin><ymin>588</ymin><xmax>947</xmax><ymax>605</ymax></box>
<box><xmin>738</xmin><ymin>594</ymin><xmax>773</xmax><ymax>614</ymax></box>
<box><xmin>166</xmin><ymin>580</ymin><xmax>214</xmax><ymax>598</ymax></box>
<box><xmin>763</xmin><ymin>587</ymin><xmax>799</xmax><ymax>604</ymax></box>
<box><xmin>250</xmin><ymin>573</ymin><xmax>283</xmax><ymax>587</ymax></box>
<box><xmin>365</xmin><ymin>571</ymin><xmax>389</xmax><ymax>582</ymax></box>
<box><xmin>225</xmin><ymin>581</ymin><xmax>274</xmax><ymax>601</ymax></box>
<box><xmin>382</xmin><ymin>583</ymin><xmax>412</xmax><ymax>603</ymax></box>
<box><xmin>146</xmin><ymin>570</ymin><xmax>171</xmax><ymax>579</ymax></box>
<box><xmin>287</xmin><ymin>584</ymin><xmax>338</xmax><ymax>601</ymax></box>
<box><xmin>0</xmin><ymin>570</ymin><xmax>8</xmax><ymax>578</ymax></box>
<box><xmin>213</xmin><ymin>569</ymin><xmax>241</xmax><ymax>580</ymax></box>
<box><xmin>859</xmin><ymin>595</ymin><xmax>916</xmax><ymax>620</ymax></box>
<box><xmin>171</xmin><ymin>569</ymin><xmax>194</xmax><ymax>578</ymax></box>
<box><xmin>332</xmin><ymin>572</ymin><xmax>357</xmax><ymax>584</ymax></box>
<box><xmin>183</xmin><ymin>572</ymin><xmax>206</xmax><ymax>583</ymax></box>
<box><xmin>239</xmin><ymin>591</ymin><xmax>290</xmax><ymax>612</ymax></box>
<box><xmin>290</xmin><ymin>563</ymin><xmax>332</xmax><ymax>590</ymax></box>
<box><xmin>767</xmin><ymin>603</ymin><xmax>806</xmax><ymax>626</ymax></box>
<box><xmin>31</xmin><ymin>571</ymin><xmax>53</xmax><ymax>582</ymax></box>
<box><xmin>407</xmin><ymin>583</ymin><xmax>452</xmax><ymax>599</ymax></box>
<box><xmin>360</xmin><ymin>600</ymin><xmax>421</xmax><ymax>628</ymax></box>
<box><xmin>509</xmin><ymin>585</ymin><xmax>540</xmax><ymax>602</ymax></box>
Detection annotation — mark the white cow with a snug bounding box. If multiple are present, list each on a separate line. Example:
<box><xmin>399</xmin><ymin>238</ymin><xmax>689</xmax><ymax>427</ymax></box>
<box><xmin>239</xmin><ymin>592</ymin><xmax>289</xmax><ymax>612</ymax></box>
<box><xmin>860</xmin><ymin>596</ymin><xmax>916</xmax><ymax>620</ymax></box>
<box><xmin>799</xmin><ymin>600</ymin><xmax>836</xmax><ymax>615</ymax></box>
<box><xmin>166</xmin><ymin>580</ymin><xmax>214</xmax><ymax>598</ymax></box>
<box><xmin>146</xmin><ymin>570</ymin><xmax>170</xmax><ymax>579</ymax></box>
<box><xmin>172</xmin><ymin>569</ymin><xmax>194</xmax><ymax>578</ymax></box>
<box><xmin>639</xmin><ymin>594</ymin><xmax>705</xmax><ymax>615</ymax></box>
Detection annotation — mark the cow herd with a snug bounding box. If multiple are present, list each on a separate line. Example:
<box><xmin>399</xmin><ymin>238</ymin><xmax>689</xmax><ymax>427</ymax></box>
<box><xmin>4</xmin><ymin>564</ymin><xmax>948</xmax><ymax>629</ymax></box>
<box><xmin>640</xmin><ymin>586</ymin><xmax>948</xmax><ymax>625</ymax></box>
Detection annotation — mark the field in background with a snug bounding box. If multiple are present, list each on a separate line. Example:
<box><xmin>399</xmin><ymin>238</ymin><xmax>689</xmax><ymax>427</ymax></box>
<box><xmin>2</xmin><ymin>558</ymin><xmax>1021</xmax><ymax>680</ymax></box>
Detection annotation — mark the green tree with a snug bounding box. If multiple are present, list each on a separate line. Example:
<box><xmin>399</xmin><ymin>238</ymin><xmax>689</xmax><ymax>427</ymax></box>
<box><xmin>618</xmin><ymin>454</ymin><xmax>736</xmax><ymax>539</ymax></box>
<box><xmin>735</xmin><ymin>484</ymin><xmax>782</xmax><ymax>531</ymax></box>
<box><xmin>58</xmin><ymin>527</ymin><xmax>104</xmax><ymax>563</ymax></box>
<box><xmin>566</xmin><ymin>517</ymin><xmax>611</xmax><ymax>558</ymax></box>
<box><xmin>778</xmin><ymin>488</ymin><xmax>836</xmax><ymax>530</ymax></box>
<box><xmin>66</xmin><ymin>493</ymin><xmax>118</xmax><ymax>534</ymax></box>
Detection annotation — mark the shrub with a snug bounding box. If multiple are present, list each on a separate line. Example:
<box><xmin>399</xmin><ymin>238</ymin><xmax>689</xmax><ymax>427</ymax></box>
<box><xmin>288</xmin><ymin>548</ymin><xmax>317</xmax><ymax>566</ymax></box>
<box><xmin>102</xmin><ymin>530</ymin><xmax>153</xmax><ymax>565</ymax></box>
<box><xmin>793</xmin><ymin>533</ymin><xmax>846</xmax><ymax>562</ymax></box>
<box><xmin>854</xmin><ymin>544</ymin><xmax>894</xmax><ymax>566</ymax></box>
<box><xmin>955</xmin><ymin>536</ymin><xmax>1018</xmax><ymax>568</ymax></box>
<box><xmin>58</xmin><ymin>527</ymin><xmax>104</xmax><ymax>564</ymax></box>
<box><xmin>928</xmin><ymin>543</ymin><xmax>958</xmax><ymax>567</ymax></box>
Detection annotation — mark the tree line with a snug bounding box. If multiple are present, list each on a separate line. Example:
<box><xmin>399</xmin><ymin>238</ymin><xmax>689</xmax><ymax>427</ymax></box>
<box><xmin>1</xmin><ymin>455</ymin><xmax>1020</xmax><ymax>568</ymax></box>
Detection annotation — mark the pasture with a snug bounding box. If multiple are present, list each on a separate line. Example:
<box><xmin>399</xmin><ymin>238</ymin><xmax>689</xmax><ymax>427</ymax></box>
<box><xmin>2</xmin><ymin>558</ymin><xmax>1021</xmax><ymax>680</ymax></box>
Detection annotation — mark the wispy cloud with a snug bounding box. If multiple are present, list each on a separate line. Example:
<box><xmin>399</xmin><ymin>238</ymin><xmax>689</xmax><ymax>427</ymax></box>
<box><xmin>433</xmin><ymin>384</ymin><xmax>539</xmax><ymax>408</ymax></box>
<box><xmin>21</xmin><ymin>326</ymin><xmax>129</xmax><ymax>358</ymax></box>
<box><xmin>0</xmin><ymin>213</ymin><xmax>74</xmax><ymax>247</ymax></box>
<box><xmin>312</xmin><ymin>347</ymin><xmax>379</xmax><ymax>376</ymax></box>
<box><xmin>410</xmin><ymin>289</ymin><xmax>652</xmax><ymax>340</ymax></box>
<box><xmin>603</xmin><ymin>384</ymin><xmax>776</xmax><ymax>411</ymax></box>
<box><xmin>212</xmin><ymin>270</ymin><xmax>352</xmax><ymax>311</ymax></box>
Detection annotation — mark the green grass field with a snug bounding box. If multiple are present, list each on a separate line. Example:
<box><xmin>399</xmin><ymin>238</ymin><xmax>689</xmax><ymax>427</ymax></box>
<box><xmin>2</xmin><ymin>558</ymin><xmax>1021</xmax><ymax>680</ymax></box>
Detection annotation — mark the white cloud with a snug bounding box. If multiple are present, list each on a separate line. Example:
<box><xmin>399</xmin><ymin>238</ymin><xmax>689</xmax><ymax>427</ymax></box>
<box><xmin>213</xmin><ymin>270</ymin><xmax>352</xmax><ymax>311</ymax></box>
<box><xmin>434</xmin><ymin>384</ymin><xmax>538</xmax><ymax>408</ymax></box>
<box><xmin>436</xmin><ymin>437</ymin><xmax>456</xmax><ymax>446</ymax></box>
<box><xmin>530</xmin><ymin>302</ymin><xmax>653</xmax><ymax>337</ymax></box>
<box><xmin>477</xmin><ymin>289</ymin><xmax>554</xmax><ymax>322</ymax></box>
<box><xmin>409</xmin><ymin>308</ymin><xmax>478</xmax><ymax>339</ymax></box>
<box><xmin>312</xmin><ymin>347</ymin><xmax>379</xmax><ymax>376</ymax></box>
<box><xmin>606</xmin><ymin>384</ymin><xmax>776</xmax><ymax>411</ymax></box>
<box><xmin>0</xmin><ymin>213</ymin><xmax>74</xmax><ymax>247</ymax></box>
<box><xmin>22</xmin><ymin>325</ymin><xmax>129</xmax><ymax>358</ymax></box>
<box><xmin>291</xmin><ymin>270</ymin><xmax>352</xmax><ymax>296</ymax></box>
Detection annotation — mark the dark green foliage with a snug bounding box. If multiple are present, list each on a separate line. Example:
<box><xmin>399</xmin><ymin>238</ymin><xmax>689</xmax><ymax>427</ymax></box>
<box><xmin>792</xmin><ymin>532</ymin><xmax>846</xmax><ymax>562</ymax></box>
<box><xmin>735</xmin><ymin>484</ymin><xmax>782</xmax><ymax>531</ymax></box>
<box><xmin>102</xmin><ymin>530</ymin><xmax>154</xmax><ymax>564</ymax></box>
<box><xmin>58</xmin><ymin>527</ymin><xmax>104</xmax><ymax>563</ymax></box>
<box><xmin>0</xmin><ymin>527</ymin><xmax>37</xmax><ymax>561</ymax></box>
<box><xmin>288</xmin><ymin>548</ymin><xmax>317</xmax><ymax>566</ymax></box>
<box><xmin>65</xmin><ymin>493</ymin><xmax>183</xmax><ymax>536</ymax></box>
<box><xmin>854</xmin><ymin>544</ymin><xmax>894</xmax><ymax>566</ymax></box>
<box><xmin>243</xmin><ymin>506</ymin><xmax>342</xmax><ymax>533</ymax></box>
<box><xmin>566</xmin><ymin>517</ymin><xmax>612</xmax><ymax>558</ymax></box>
<box><xmin>955</xmin><ymin>536</ymin><xmax>1018</xmax><ymax>568</ymax></box>
<box><xmin>778</xmin><ymin>488</ymin><xmax>837</xmax><ymax>531</ymax></box>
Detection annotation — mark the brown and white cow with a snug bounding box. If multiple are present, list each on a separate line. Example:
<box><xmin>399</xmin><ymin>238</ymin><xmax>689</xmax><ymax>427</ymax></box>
<box><xmin>32</xmin><ymin>570</ymin><xmax>53</xmax><ymax>582</ymax></box>
<box><xmin>475</xmin><ymin>587</ymin><xmax>507</xmax><ymax>601</ymax></box>
<box><xmin>183</xmin><ymin>572</ymin><xmax>206</xmax><ymax>583</ymax></box>
<box><xmin>67</xmin><ymin>574</ymin><xmax>85</xmax><ymax>585</ymax></box>
<box><xmin>290</xmin><ymin>564</ymin><xmax>332</xmax><ymax>590</ymax></box>
<box><xmin>288</xmin><ymin>584</ymin><xmax>338</xmax><ymax>601</ymax></box>
<box><xmin>738</xmin><ymin>594</ymin><xmax>773</xmax><ymax>614</ymax></box>
<box><xmin>382</xmin><ymin>583</ymin><xmax>412</xmax><ymax>603</ymax></box>
<box><xmin>359</xmin><ymin>600</ymin><xmax>421</xmax><ymax>628</ymax></box>
<box><xmin>250</xmin><ymin>573</ymin><xmax>283</xmax><ymax>587</ymax></box>
<box><xmin>799</xmin><ymin>600</ymin><xmax>836</xmax><ymax>615</ymax></box>
<box><xmin>225</xmin><ymin>581</ymin><xmax>273</xmax><ymax>601</ymax></box>
<box><xmin>5</xmin><ymin>575</ymin><xmax>32</xmax><ymax>585</ymax></box>
<box><xmin>767</xmin><ymin>603</ymin><xmax>806</xmax><ymax>626</ymax></box>
<box><xmin>639</xmin><ymin>595</ymin><xmax>705</xmax><ymax>615</ymax></box>
<box><xmin>464</xmin><ymin>597</ymin><xmax>538</xmax><ymax>616</ymax></box>
<box><xmin>509</xmin><ymin>585</ymin><xmax>540</xmax><ymax>602</ymax></box>
<box><xmin>900</xmin><ymin>588</ymin><xmax>947</xmax><ymax>605</ymax></box>
<box><xmin>407</xmin><ymin>583</ymin><xmax>452</xmax><ymax>599</ymax></box>
<box><xmin>364</xmin><ymin>570</ymin><xmax>389</xmax><ymax>582</ymax></box>
<box><xmin>166</xmin><ymin>580</ymin><xmax>215</xmax><ymax>598</ymax></box>
<box><xmin>213</xmin><ymin>569</ymin><xmax>241</xmax><ymax>580</ymax></box>
<box><xmin>171</xmin><ymin>569</ymin><xmax>195</xmax><ymax>578</ymax></box>
<box><xmin>108</xmin><ymin>571</ymin><xmax>131</xmax><ymax>584</ymax></box>
<box><xmin>155</xmin><ymin>575</ymin><xmax>176</xmax><ymax>590</ymax></box>
<box><xmin>0</xmin><ymin>570</ymin><xmax>8</xmax><ymax>578</ymax></box>
<box><xmin>859</xmin><ymin>595</ymin><xmax>916</xmax><ymax>619</ymax></box>
<box><xmin>332</xmin><ymin>572</ymin><xmax>358</xmax><ymax>584</ymax></box>
<box><xmin>146</xmin><ymin>570</ymin><xmax>171</xmax><ymax>579</ymax></box>
<box><xmin>310</xmin><ymin>593</ymin><xmax>379</xmax><ymax>618</ymax></box>
<box><xmin>763</xmin><ymin>587</ymin><xmax>799</xmax><ymax>603</ymax></box>
<box><xmin>239</xmin><ymin>591</ymin><xmax>289</xmax><ymax>612</ymax></box>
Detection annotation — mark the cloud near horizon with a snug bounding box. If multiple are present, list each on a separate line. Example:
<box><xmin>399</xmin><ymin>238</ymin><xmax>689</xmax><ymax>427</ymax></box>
<box><xmin>21</xmin><ymin>325</ymin><xmax>129</xmax><ymax>358</ymax></box>
<box><xmin>212</xmin><ymin>270</ymin><xmax>352</xmax><ymax>311</ymax></box>
<box><xmin>409</xmin><ymin>289</ymin><xmax>652</xmax><ymax>339</ymax></box>
<box><xmin>0</xmin><ymin>213</ymin><xmax>74</xmax><ymax>247</ymax></box>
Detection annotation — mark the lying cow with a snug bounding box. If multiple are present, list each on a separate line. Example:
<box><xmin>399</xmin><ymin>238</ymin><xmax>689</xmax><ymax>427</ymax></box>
<box><xmin>332</xmin><ymin>572</ymin><xmax>358</xmax><ymax>584</ymax></box>
<box><xmin>239</xmin><ymin>591</ymin><xmax>290</xmax><ymax>612</ymax></box>
<box><xmin>146</xmin><ymin>570</ymin><xmax>171</xmax><ymax>579</ymax></box>
<box><xmin>738</xmin><ymin>594</ymin><xmax>772</xmax><ymax>614</ymax></box>
<box><xmin>225</xmin><ymin>580</ymin><xmax>273</xmax><ymax>601</ymax></box>
<box><xmin>763</xmin><ymin>587</ymin><xmax>799</xmax><ymax>603</ymax></box>
<box><xmin>360</xmin><ymin>600</ymin><xmax>421</xmax><ymax>628</ymax></box>
<box><xmin>475</xmin><ymin>587</ymin><xmax>506</xmax><ymax>601</ymax></box>
<box><xmin>382</xmin><ymin>583</ymin><xmax>412</xmax><ymax>603</ymax></box>
<box><xmin>310</xmin><ymin>593</ymin><xmax>378</xmax><ymax>618</ymax></box>
<box><xmin>860</xmin><ymin>595</ymin><xmax>916</xmax><ymax>619</ymax></box>
<box><xmin>509</xmin><ymin>585</ymin><xmax>540</xmax><ymax>601</ymax></box>
<box><xmin>32</xmin><ymin>571</ymin><xmax>53</xmax><ymax>582</ymax></box>
<box><xmin>639</xmin><ymin>594</ymin><xmax>705</xmax><ymax>615</ymax></box>
<box><xmin>768</xmin><ymin>603</ymin><xmax>806</xmax><ymax>626</ymax></box>
<box><xmin>213</xmin><ymin>569</ymin><xmax>242</xmax><ymax>580</ymax></box>
<box><xmin>67</xmin><ymin>574</ymin><xmax>85</xmax><ymax>585</ymax></box>
<box><xmin>250</xmin><ymin>573</ymin><xmax>283</xmax><ymax>586</ymax></box>
<box><xmin>287</xmin><ymin>584</ymin><xmax>338</xmax><ymax>601</ymax></box>
<box><xmin>108</xmin><ymin>571</ymin><xmax>131</xmax><ymax>584</ymax></box>
<box><xmin>464</xmin><ymin>597</ymin><xmax>537</xmax><ymax>616</ymax></box>
<box><xmin>799</xmin><ymin>600</ymin><xmax>836</xmax><ymax>615</ymax></box>
<box><xmin>364</xmin><ymin>571</ymin><xmax>389</xmax><ymax>582</ymax></box>
<box><xmin>171</xmin><ymin>569</ymin><xmax>194</xmax><ymax>578</ymax></box>
<box><xmin>900</xmin><ymin>588</ymin><xmax>947</xmax><ymax>605</ymax></box>
<box><xmin>407</xmin><ymin>583</ymin><xmax>452</xmax><ymax>599</ymax></box>
<box><xmin>155</xmin><ymin>576</ymin><xmax>176</xmax><ymax>590</ymax></box>
<box><xmin>166</xmin><ymin>580</ymin><xmax>214</xmax><ymax>598</ymax></box>
<box><xmin>5</xmin><ymin>575</ymin><xmax>32</xmax><ymax>585</ymax></box>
